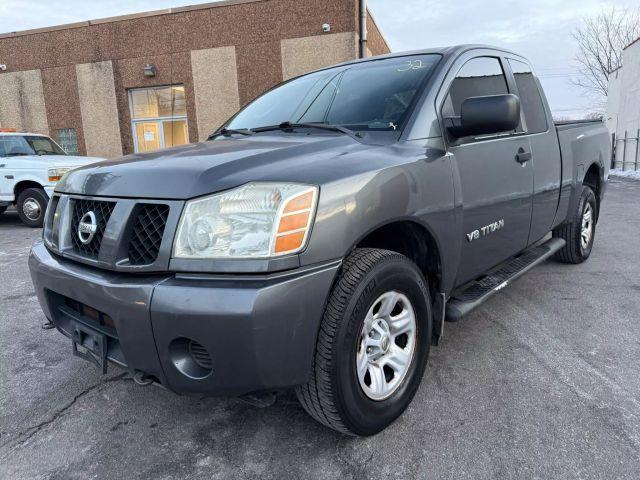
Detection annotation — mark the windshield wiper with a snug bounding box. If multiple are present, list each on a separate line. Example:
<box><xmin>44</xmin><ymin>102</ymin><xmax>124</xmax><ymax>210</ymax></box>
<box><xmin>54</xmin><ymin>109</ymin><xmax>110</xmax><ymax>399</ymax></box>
<box><xmin>208</xmin><ymin>127</ymin><xmax>254</xmax><ymax>140</ymax></box>
<box><xmin>254</xmin><ymin>122</ymin><xmax>363</xmax><ymax>139</ymax></box>
<box><xmin>5</xmin><ymin>152</ymin><xmax>30</xmax><ymax>157</ymax></box>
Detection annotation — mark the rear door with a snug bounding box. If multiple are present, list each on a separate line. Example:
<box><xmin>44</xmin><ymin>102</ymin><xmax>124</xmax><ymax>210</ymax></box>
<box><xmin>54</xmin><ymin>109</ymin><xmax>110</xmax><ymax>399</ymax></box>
<box><xmin>505</xmin><ymin>58</ymin><xmax>562</xmax><ymax>244</ymax></box>
<box><xmin>439</xmin><ymin>53</ymin><xmax>534</xmax><ymax>284</ymax></box>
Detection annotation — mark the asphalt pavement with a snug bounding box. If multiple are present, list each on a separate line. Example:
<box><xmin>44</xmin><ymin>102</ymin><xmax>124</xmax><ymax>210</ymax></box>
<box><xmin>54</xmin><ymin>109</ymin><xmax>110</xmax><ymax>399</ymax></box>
<box><xmin>1</xmin><ymin>178</ymin><xmax>639</xmax><ymax>479</ymax></box>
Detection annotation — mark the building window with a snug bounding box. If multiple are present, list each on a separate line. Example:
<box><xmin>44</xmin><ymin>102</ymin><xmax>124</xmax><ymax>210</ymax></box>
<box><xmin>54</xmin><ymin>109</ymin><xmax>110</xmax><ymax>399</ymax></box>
<box><xmin>128</xmin><ymin>85</ymin><xmax>189</xmax><ymax>153</ymax></box>
<box><xmin>56</xmin><ymin>128</ymin><xmax>79</xmax><ymax>155</ymax></box>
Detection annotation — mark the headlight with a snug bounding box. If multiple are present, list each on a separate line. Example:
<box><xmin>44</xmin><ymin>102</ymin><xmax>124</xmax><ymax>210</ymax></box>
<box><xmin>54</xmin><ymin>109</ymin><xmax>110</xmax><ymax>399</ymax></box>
<box><xmin>48</xmin><ymin>167</ymin><xmax>72</xmax><ymax>183</ymax></box>
<box><xmin>173</xmin><ymin>183</ymin><xmax>318</xmax><ymax>259</ymax></box>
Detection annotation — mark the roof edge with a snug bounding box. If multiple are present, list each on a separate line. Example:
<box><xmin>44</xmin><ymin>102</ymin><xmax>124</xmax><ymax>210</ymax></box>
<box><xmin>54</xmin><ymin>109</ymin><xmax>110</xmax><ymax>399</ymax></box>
<box><xmin>0</xmin><ymin>0</ymin><xmax>266</xmax><ymax>39</ymax></box>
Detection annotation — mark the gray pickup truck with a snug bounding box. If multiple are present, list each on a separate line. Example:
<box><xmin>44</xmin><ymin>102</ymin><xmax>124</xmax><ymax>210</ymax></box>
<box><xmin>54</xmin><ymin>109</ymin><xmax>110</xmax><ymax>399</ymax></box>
<box><xmin>29</xmin><ymin>45</ymin><xmax>610</xmax><ymax>436</ymax></box>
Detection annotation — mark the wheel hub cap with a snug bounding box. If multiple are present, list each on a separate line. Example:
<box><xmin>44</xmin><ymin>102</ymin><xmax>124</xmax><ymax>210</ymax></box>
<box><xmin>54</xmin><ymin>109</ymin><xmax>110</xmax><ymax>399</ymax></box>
<box><xmin>581</xmin><ymin>203</ymin><xmax>593</xmax><ymax>250</ymax></box>
<box><xmin>357</xmin><ymin>291</ymin><xmax>417</xmax><ymax>401</ymax></box>
<box><xmin>23</xmin><ymin>198</ymin><xmax>41</xmax><ymax>220</ymax></box>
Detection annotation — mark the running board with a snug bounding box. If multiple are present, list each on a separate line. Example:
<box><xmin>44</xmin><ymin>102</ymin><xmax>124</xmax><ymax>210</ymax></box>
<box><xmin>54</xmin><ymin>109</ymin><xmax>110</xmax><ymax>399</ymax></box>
<box><xmin>445</xmin><ymin>238</ymin><xmax>565</xmax><ymax>322</ymax></box>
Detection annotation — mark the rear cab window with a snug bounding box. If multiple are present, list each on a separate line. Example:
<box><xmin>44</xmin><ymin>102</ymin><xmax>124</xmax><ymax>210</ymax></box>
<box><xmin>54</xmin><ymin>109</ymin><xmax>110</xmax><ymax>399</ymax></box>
<box><xmin>507</xmin><ymin>59</ymin><xmax>548</xmax><ymax>134</ymax></box>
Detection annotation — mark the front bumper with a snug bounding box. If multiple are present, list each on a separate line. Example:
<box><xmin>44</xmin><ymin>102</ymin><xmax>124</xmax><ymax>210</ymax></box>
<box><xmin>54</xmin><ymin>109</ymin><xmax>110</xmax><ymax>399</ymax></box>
<box><xmin>29</xmin><ymin>241</ymin><xmax>340</xmax><ymax>396</ymax></box>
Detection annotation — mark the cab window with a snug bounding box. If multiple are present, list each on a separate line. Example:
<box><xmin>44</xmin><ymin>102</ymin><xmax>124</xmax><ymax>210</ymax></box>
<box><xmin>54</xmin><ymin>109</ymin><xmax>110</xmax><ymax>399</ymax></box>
<box><xmin>508</xmin><ymin>59</ymin><xmax>548</xmax><ymax>134</ymax></box>
<box><xmin>442</xmin><ymin>57</ymin><xmax>509</xmax><ymax>119</ymax></box>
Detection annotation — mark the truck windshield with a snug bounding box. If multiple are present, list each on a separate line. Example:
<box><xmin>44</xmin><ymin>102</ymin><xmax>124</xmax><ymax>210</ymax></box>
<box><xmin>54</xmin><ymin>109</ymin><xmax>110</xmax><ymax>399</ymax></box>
<box><xmin>225</xmin><ymin>54</ymin><xmax>440</xmax><ymax>134</ymax></box>
<box><xmin>0</xmin><ymin>135</ymin><xmax>66</xmax><ymax>157</ymax></box>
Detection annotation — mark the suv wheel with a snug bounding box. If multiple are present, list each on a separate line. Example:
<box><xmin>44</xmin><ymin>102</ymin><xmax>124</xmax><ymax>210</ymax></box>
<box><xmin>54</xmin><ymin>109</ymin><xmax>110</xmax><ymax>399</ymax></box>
<box><xmin>296</xmin><ymin>248</ymin><xmax>431</xmax><ymax>436</ymax></box>
<box><xmin>17</xmin><ymin>188</ymin><xmax>48</xmax><ymax>228</ymax></box>
<box><xmin>553</xmin><ymin>185</ymin><xmax>597</xmax><ymax>264</ymax></box>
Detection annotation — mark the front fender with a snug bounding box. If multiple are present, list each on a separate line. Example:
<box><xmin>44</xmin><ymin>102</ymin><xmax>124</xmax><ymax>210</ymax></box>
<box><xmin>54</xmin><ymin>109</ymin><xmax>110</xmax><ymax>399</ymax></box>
<box><xmin>299</xmin><ymin>141</ymin><xmax>459</xmax><ymax>294</ymax></box>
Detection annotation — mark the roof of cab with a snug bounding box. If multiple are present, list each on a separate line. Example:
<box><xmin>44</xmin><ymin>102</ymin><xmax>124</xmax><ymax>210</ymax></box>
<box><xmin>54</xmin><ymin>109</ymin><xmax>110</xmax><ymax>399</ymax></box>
<box><xmin>332</xmin><ymin>44</ymin><xmax>522</xmax><ymax>68</ymax></box>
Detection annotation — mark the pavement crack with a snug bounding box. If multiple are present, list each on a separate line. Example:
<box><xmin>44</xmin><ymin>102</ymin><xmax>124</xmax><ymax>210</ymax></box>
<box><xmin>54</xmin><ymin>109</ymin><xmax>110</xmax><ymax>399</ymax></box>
<box><xmin>0</xmin><ymin>373</ymin><xmax>126</xmax><ymax>457</ymax></box>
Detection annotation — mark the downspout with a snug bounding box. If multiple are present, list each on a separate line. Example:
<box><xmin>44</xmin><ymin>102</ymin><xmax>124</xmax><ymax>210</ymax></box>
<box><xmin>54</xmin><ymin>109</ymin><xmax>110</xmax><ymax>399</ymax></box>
<box><xmin>359</xmin><ymin>0</ymin><xmax>368</xmax><ymax>58</ymax></box>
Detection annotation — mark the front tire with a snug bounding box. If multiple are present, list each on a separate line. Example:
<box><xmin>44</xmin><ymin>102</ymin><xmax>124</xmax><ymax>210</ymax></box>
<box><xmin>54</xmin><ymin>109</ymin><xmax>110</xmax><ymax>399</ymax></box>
<box><xmin>296</xmin><ymin>248</ymin><xmax>432</xmax><ymax>436</ymax></box>
<box><xmin>553</xmin><ymin>185</ymin><xmax>597</xmax><ymax>264</ymax></box>
<box><xmin>16</xmin><ymin>188</ymin><xmax>48</xmax><ymax>228</ymax></box>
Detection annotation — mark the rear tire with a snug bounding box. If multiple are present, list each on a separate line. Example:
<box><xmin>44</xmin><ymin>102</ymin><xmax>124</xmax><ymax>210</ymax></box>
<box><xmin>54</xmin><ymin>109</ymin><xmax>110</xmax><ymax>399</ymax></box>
<box><xmin>296</xmin><ymin>248</ymin><xmax>431</xmax><ymax>436</ymax></box>
<box><xmin>553</xmin><ymin>185</ymin><xmax>597</xmax><ymax>264</ymax></box>
<box><xmin>16</xmin><ymin>188</ymin><xmax>48</xmax><ymax>228</ymax></box>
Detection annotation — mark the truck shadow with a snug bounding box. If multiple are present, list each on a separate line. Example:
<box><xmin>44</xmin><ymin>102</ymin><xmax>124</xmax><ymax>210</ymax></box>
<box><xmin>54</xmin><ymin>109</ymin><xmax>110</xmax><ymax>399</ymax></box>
<box><xmin>0</xmin><ymin>209</ymin><xmax>33</xmax><ymax>229</ymax></box>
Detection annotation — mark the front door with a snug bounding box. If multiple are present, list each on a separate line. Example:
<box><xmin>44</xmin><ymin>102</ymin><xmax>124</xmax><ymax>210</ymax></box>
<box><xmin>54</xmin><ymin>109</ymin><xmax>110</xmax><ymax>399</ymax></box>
<box><xmin>441</xmin><ymin>55</ymin><xmax>534</xmax><ymax>284</ymax></box>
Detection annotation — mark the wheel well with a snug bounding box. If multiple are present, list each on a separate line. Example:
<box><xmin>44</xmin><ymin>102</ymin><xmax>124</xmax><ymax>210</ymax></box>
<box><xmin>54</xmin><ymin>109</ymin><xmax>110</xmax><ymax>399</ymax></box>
<box><xmin>583</xmin><ymin>163</ymin><xmax>601</xmax><ymax>220</ymax></box>
<box><xmin>355</xmin><ymin>221</ymin><xmax>442</xmax><ymax>297</ymax></box>
<box><xmin>14</xmin><ymin>180</ymin><xmax>44</xmax><ymax>199</ymax></box>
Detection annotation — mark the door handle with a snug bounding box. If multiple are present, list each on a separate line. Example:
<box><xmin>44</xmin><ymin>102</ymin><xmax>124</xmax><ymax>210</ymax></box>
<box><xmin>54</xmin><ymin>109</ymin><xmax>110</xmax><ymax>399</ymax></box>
<box><xmin>515</xmin><ymin>148</ymin><xmax>531</xmax><ymax>165</ymax></box>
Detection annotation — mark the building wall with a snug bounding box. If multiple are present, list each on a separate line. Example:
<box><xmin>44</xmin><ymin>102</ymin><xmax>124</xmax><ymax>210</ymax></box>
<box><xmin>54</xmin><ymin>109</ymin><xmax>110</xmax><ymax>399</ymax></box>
<box><xmin>0</xmin><ymin>0</ymin><xmax>390</xmax><ymax>158</ymax></box>
<box><xmin>76</xmin><ymin>61</ymin><xmax>123</xmax><ymax>158</ymax></box>
<box><xmin>366</xmin><ymin>12</ymin><xmax>390</xmax><ymax>57</ymax></box>
<box><xmin>0</xmin><ymin>70</ymin><xmax>49</xmax><ymax>135</ymax></box>
<box><xmin>607</xmin><ymin>40</ymin><xmax>640</xmax><ymax>170</ymax></box>
<box><xmin>281</xmin><ymin>32</ymin><xmax>358</xmax><ymax>80</ymax></box>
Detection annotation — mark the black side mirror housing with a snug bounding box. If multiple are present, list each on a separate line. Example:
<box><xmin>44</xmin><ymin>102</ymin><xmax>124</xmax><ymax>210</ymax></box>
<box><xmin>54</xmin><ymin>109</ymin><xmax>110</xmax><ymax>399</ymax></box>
<box><xmin>446</xmin><ymin>94</ymin><xmax>520</xmax><ymax>139</ymax></box>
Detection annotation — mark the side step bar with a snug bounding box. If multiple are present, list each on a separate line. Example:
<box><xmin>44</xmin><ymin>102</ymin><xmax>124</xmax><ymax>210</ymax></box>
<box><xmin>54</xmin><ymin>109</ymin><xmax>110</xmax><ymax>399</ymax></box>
<box><xmin>445</xmin><ymin>237</ymin><xmax>566</xmax><ymax>322</ymax></box>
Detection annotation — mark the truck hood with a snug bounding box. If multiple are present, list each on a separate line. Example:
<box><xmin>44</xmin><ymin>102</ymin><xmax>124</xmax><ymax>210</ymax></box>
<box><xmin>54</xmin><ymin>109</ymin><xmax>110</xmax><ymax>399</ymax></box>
<box><xmin>56</xmin><ymin>134</ymin><xmax>368</xmax><ymax>199</ymax></box>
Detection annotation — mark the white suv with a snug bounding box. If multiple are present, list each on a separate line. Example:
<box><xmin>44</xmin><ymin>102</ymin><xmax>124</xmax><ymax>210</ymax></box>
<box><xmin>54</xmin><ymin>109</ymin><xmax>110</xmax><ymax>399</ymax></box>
<box><xmin>0</xmin><ymin>132</ymin><xmax>104</xmax><ymax>227</ymax></box>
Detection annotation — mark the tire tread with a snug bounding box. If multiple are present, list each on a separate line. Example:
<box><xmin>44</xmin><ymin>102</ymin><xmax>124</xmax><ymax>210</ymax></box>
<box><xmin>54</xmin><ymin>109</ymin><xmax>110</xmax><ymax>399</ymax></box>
<box><xmin>295</xmin><ymin>248</ymin><xmax>409</xmax><ymax>435</ymax></box>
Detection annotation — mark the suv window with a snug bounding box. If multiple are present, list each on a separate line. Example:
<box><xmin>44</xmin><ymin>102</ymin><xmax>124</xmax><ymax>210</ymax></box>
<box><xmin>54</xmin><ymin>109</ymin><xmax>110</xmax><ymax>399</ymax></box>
<box><xmin>508</xmin><ymin>59</ymin><xmax>548</xmax><ymax>134</ymax></box>
<box><xmin>442</xmin><ymin>57</ymin><xmax>509</xmax><ymax>119</ymax></box>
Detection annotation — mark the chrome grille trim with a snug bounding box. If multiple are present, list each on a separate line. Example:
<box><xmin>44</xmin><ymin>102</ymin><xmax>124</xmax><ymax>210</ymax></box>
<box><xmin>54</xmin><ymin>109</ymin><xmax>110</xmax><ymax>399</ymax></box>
<box><xmin>41</xmin><ymin>193</ymin><xmax>184</xmax><ymax>273</ymax></box>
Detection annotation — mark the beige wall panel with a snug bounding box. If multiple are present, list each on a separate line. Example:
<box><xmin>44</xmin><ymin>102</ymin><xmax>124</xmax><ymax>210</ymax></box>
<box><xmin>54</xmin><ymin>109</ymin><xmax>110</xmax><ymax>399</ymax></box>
<box><xmin>76</xmin><ymin>61</ymin><xmax>123</xmax><ymax>158</ymax></box>
<box><xmin>0</xmin><ymin>70</ymin><xmax>49</xmax><ymax>134</ymax></box>
<box><xmin>191</xmin><ymin>46</ymin><xmax>240</xmax><ymax>141</ymax></box>
<box><xmin>281</xmin><ymin>32</ymin><xmax>358</xmax><ymax>80</ymax></box>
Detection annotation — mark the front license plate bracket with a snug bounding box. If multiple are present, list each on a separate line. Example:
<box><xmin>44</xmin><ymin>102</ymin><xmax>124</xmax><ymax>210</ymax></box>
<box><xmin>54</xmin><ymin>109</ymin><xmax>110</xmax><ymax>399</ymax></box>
<box><xmin>72</xmin><ymin>323</ymin><xmax>108</xmax><ymax>374</ymax></box>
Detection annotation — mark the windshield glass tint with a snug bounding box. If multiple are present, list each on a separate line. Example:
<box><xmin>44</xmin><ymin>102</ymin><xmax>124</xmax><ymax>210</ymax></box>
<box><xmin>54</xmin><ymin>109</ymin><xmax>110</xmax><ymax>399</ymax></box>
<box><xmin>0</xmin><ymin>136</ymin><xmax>66</xmax><ymax>157</ymax></box>
<box><xmin>227</xmin><ymin>54</ymin><xmax>440</xmax><ymax>132</ymax></box>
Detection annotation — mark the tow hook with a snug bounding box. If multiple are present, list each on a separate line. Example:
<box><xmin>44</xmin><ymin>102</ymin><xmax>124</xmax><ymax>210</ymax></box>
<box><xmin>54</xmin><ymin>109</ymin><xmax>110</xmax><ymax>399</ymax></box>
<box><xmin>41</xmin><ymin>319</ymin><xmax>55</xmax><ymax>330</ymax></box>
<box><xmin>132</xmin><ymin>370</ymin><xmax>154</xmax><ymax>386</ymax></box>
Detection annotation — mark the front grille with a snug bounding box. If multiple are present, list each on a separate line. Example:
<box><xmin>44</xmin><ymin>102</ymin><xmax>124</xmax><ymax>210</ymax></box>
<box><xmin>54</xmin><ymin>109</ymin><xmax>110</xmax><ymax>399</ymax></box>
<box><xmin>127</xmin><ymin>204</ymin><xmax>170</xmax><ymax>265</ymax></box>
<box><xmin>70</xmin><ymin>199</ymin><xmax>116</xmax><ymax>258</ymax></box>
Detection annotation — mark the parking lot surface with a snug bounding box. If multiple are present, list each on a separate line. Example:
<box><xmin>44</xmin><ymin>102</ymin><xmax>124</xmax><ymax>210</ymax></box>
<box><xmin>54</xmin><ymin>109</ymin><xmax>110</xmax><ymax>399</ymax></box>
<box><xmin>1</xmin><ymin>179</ymin><xmax>640</xmax><ymax>480</ymax></box>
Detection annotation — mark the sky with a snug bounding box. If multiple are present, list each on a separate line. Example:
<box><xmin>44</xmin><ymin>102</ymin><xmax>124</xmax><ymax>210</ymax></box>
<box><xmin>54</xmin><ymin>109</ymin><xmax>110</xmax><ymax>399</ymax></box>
<box><xmin>1</xmin><ymin>0</ymin><xmax>638</xmax><ymax>118</ymax></box>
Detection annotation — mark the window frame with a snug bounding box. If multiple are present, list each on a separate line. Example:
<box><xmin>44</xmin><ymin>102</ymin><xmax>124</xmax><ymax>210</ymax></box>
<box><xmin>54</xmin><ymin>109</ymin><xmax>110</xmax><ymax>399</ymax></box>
<box><xmin>128</xmin><ymin>85</ymin><xmax>189</xmax><ymax>153</ymax></box>
<box><xmin>55</xmin><ymin>128</ymin><xmax>77</xmax><ymax>155</ymax></box>
<box><xmin>437</xmin><ymin>53</ymin><xmax>528</xmax><ymax>147</ymax></box>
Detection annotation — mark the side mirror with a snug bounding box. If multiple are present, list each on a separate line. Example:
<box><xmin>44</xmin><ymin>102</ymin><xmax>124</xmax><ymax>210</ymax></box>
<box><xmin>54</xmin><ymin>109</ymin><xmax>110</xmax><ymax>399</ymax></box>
<box><xmin>446</xmin><ymin>94</ymin><xmax>520</xmax><ymax>138</ymax></box>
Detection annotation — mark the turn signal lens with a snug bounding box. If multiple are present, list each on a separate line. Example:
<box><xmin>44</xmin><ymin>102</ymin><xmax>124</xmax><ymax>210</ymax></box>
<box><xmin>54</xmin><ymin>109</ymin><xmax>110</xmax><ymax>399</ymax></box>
<box><xmin>274</xmin><ymin>188</ymin><xmax>317</xmax><ymax>254</ymax></box>
<box><xmin>284</xmin><ymin>191</ymin><xmax>314</xmax><ymax>213</ymax></box>
<box><xmin>277</xmin><ymin>212</ymin><xmax>310</xmax><ymax>233</ymax></box>
<box><xmin>48</xmin><ymin>167</ymin><xmax>72</xmax><ymax>183</ymax></box>
<box><xmin>275</xmin><ymin>231</ymin><xmax>306</xmax><ymax>253</ymax></box>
